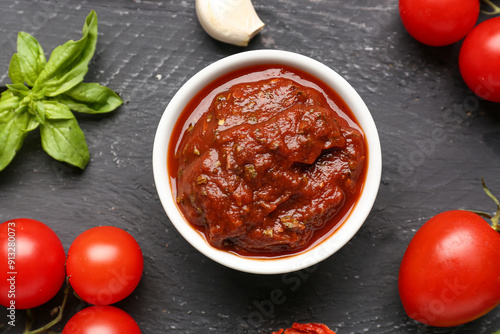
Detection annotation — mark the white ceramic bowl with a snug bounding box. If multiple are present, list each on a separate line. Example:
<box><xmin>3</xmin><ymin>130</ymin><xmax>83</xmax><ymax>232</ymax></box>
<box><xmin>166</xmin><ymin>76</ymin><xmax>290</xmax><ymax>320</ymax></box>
<box><xmin>153</xmin><ymin>50</ymin><xmax>382</xmax><ymax>275</ymax></box>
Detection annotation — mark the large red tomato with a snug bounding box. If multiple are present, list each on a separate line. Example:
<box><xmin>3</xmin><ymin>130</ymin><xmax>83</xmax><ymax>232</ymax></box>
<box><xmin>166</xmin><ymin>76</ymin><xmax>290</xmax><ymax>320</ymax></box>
<box><xmin>399</xmin><ymin>0</ymin><xmax>480</xmax><ymax>46</ymax></box>
<box><xmin>66</xmin><ymin>226</ymin><xmax>143</xmax><ymax>305</ymax></box>
<box><xmin>459</xmin><ymin>17</ymin><xmax>500</xmax><ymax>103</ymax></box>
<box><xmin>0</xmin><ymin>218</ymin><xmax>66</xmax><ymax>309</ymax></box>
<box><xmin>62</xmin><ymin>306</ymin><xmax>142</xmax><ymax>334</ymax></box>
<box><xmin>398</xmin><ymin>210</ymin><xmax>500</xmax><ymax>327</ymax></box>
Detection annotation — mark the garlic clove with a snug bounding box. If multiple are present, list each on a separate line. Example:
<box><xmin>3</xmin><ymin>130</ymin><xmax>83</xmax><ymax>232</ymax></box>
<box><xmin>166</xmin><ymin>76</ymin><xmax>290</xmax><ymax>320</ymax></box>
<box><xmin>195</xmin><ymin>0</ymin><xmax>265</xmax><ymax>47</ymax></box>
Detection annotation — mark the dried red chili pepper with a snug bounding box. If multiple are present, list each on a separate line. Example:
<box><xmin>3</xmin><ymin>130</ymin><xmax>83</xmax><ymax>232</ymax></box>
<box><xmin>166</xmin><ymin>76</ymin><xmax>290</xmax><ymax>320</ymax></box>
<box><xmin>271</xmin><ymin>322</ymin><xmax>336</xmax><ymax>334</ymax></box>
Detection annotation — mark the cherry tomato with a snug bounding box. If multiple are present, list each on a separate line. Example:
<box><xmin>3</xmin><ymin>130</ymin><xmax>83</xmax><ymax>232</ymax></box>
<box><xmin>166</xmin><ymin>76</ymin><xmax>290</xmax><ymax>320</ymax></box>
<box><xmin>0</xmin><ymin>218</ymin><xmax>66</xmax><ymax>309</ymax></box>
<box><xmin>66</xmin><ymin>226</ymin><xmax>143</xmax><ymax>305</ymax></box>
<box><xmin>62</xmin><ymin>305</ymin><xmax>142</xmax><ymax>334</ymax></box>
<box><xmin>459</xmin><ymin>17</ymin><xmax>500</xmax><ymax>103</ymax></box>
<box><xmin>398</xmin><ymin>210</ymin><xmax>500</xmax><ymax>327</ymax></box>
<box><xmin>399</xmin><ymin>0</ymin><xmax>479</xmax><ymax>46</ymax></box>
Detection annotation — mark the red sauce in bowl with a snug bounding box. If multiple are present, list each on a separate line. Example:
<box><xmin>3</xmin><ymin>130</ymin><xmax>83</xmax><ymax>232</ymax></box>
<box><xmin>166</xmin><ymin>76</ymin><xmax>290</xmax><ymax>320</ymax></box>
<box><xmin>168</xmin><ymin>64</ymin><xmax>367</xmax><ymax>257</ymax></box>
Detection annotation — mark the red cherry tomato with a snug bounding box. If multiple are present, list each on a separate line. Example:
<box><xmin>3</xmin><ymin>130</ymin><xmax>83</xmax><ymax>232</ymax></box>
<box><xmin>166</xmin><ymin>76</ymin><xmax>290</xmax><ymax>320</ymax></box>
<box><xmin>398</xmin><ymin>210</ymin><xmax>500</xmax><ymax>327</ymax></box>
<box><xmin>62</xmin><ymin>305</ymin><xmax>142</xmax><ymax>334</ymax></box>
<box><xmin>66</xmin><ymin>226</ymin><xmax>143</xmax><ymax>305</ymax></box>
<box><xmin>399</xmin><ymin>0</ymin><xmax>479</xmax><ymax>46</ymax></box>
<box><xmin>459</xmin><ymin>17</ymin><xmax>500</xmax><ymax>103</ymax></box>
<box><xmin>0</xmin><ymin>218</ymin><xmax>66</xmax><ymax>309</ymax></box>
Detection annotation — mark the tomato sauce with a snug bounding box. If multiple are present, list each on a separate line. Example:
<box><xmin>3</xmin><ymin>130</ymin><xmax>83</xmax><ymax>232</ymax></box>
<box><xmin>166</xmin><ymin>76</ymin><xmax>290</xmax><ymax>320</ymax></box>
<box><xmin>168</xmin><ymin>64</ymin><xmax>367</xmax><ymax>257</ymax></box>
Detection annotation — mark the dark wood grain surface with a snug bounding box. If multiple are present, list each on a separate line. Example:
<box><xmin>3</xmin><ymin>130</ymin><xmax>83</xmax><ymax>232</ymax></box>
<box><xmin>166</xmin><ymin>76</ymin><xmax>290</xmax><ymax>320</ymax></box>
<box><xmin>1</xmin><ymin>0</ymin><xmax>500</xmax><ymax>333</ymax></box>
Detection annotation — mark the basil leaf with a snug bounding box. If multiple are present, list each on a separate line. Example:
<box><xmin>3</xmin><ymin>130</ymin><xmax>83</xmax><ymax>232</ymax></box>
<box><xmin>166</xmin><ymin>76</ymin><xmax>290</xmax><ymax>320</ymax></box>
<box><xmin>8</xmin><ymin>54</ymin><xmax>25</xmax><ymax>85</ymax></box>
<box><xmin>40</xmin><ymin>104</ymin><xmax>89</xmax><ymax>169</ymax></box>
<box><xmin>54</xmin><ymin>82</ymin><xmax>123</xmax><ymax>114</ymax></box>
<box><xmin>26</xmin><ymin>114</ymin><xmax>40</xmax><ymax>132</ymax></box>
<box><xmin>35</xmin><ymin>10</ymin><xmax>98</xmax><ymax>97</ymax></box>
<box><xmin>42</xmin><ymin>100</ymin><xmax>74</xmax><ymax>120</ymax></box>
<box><xmin>16</xmin><ymin>32</ymin><xmax>46</xmax><ymax>87</ymax></box>
<box><xmin>0</xmin><ymin>90</ymin><xmax>21</xmax><ymax>123</ymax></box>
<box><xmin>6</xmin><ymin>83</ymin><xmax>30</xmax><ymax>97</ymax></box>
<box><xmin>0</xmin><ymin>108</ymin><xmax>35</xmax><ymax>171</ymax></box>
<box><xmin>32</xmin><ymin>100</ymin><xmax>46</xmax><ymax>125</ymax></box>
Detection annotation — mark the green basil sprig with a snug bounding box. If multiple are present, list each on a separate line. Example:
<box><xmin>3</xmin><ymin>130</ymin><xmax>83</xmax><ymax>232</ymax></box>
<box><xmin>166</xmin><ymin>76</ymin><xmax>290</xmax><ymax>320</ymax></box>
<box><xmin>0</xmin><ymin>10</ymin><xmax>123</xmax><ymax>171</ymax></box>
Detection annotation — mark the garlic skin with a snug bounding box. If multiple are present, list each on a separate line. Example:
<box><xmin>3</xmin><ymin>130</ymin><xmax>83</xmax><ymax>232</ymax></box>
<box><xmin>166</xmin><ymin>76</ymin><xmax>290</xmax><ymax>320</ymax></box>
<box><xmin>195</xmin><ymin>0</ymin><xmax>265</xmax><ymax>47</ymax></box>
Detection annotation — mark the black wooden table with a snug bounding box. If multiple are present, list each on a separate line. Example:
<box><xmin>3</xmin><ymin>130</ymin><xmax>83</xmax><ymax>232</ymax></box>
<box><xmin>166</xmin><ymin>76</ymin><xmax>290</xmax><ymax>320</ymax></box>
<box><xmin>1</xmin><ymin>1</ymin><xmax>500</xmax><ymax>333</ymax></box>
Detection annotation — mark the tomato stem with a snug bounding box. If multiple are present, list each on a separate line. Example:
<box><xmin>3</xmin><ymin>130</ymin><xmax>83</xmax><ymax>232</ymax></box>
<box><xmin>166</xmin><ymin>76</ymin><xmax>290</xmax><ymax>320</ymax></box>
<box><xmin>481</xmin><ymin>178</ymin><xmax>500</xmax><ymax>232</ymax></box>
<box><xmin>24</xmin><ymin>309</ymin><xmax>35</xmax><ymax>332</ymax></box>
<box><xmin>23</xmin><ymin>282</ymin><xmax>71</xmax><ymax>334</ymax></box>
<box><xmin>481</xmin><ymin>0</ymin><xmax>500</xmax><ymax>15</ymax></box>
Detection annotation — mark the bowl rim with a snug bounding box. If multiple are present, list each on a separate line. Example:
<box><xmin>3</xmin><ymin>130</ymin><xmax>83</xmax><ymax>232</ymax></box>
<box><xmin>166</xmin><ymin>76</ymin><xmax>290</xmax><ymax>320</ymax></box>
<box><xmin>152</xmin><ymin>49</ymin><xmax>382</xmax><ymax>275</ymax></box>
